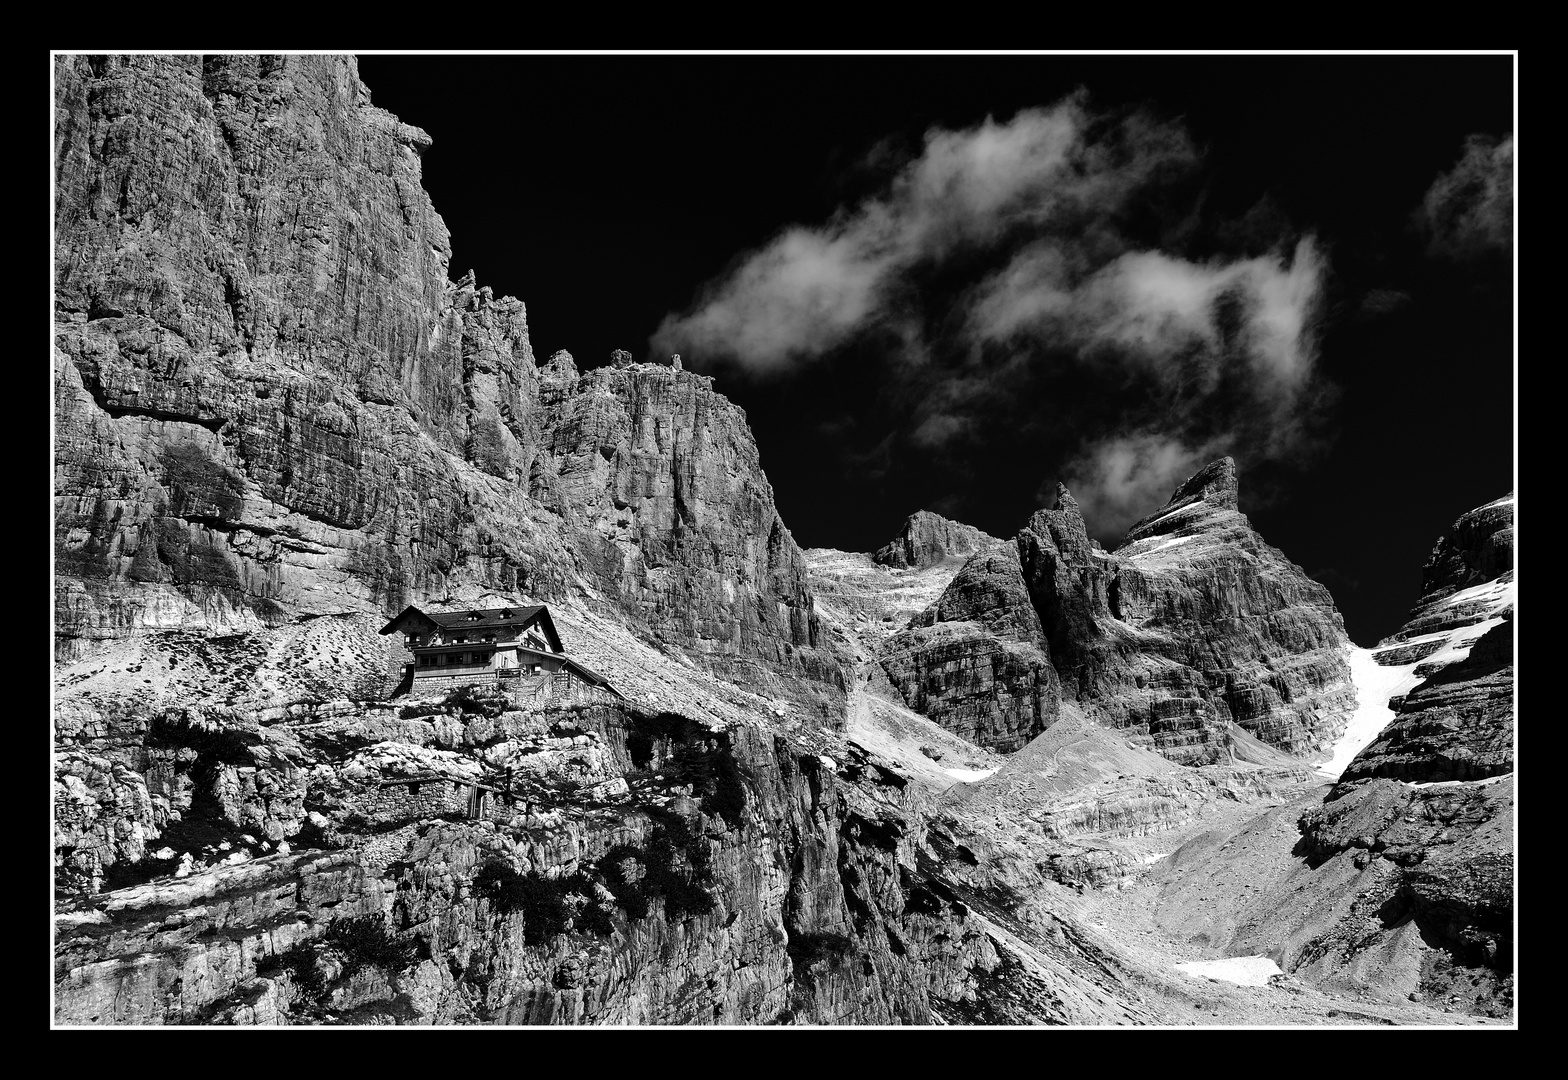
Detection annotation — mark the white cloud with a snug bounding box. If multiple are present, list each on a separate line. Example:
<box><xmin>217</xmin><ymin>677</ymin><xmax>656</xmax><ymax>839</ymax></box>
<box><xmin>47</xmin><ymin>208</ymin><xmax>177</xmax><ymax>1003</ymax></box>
<box><xmin>1062</xmin><ymin>433</ymin><xmax>1225</xmax><ymax>540</ymax></box>
<box><xmin>1419</xmin><ymin>133</ymin><xmax>1513</xmax><ymax>259</ymax></box>
<box><xmin>652</xmin><ymin>98</ymin><xmax>1196</xmax><ymax>373</ymax></box>
<box><xmin>651</xmin><ymin>96</ymin><xmax>1335</xmax><ymax>542</ymax></box>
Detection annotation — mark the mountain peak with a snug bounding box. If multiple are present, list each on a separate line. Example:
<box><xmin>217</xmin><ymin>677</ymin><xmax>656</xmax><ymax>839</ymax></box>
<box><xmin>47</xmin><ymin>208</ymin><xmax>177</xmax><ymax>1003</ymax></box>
<box><xmin>871</xmin><ymin>510</ymin><xmax>999</xmax><ymax>570</ymax></box>
<box><xmin>1120</xmin><ymin>458</ymin><xmax>1241</xmax><ymax>546</ymax></box>
<box><xmin>1052</xmin><ymin>483</ymin><xmax>1082</xmax><ymax>517</ymax></box>
<box><xmin>1168</xmin><ymin>457</ymin><xmax>1239</xmax><ymax>511</ymax></box>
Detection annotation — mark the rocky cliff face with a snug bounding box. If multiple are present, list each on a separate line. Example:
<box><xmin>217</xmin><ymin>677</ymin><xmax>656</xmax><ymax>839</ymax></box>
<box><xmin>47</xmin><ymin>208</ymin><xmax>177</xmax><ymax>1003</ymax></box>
<box><xmin>1126</xmin><ymin>493</ymin><xmax>1517</xmax><ymax>1017</ymax></box>
<box><xmin>52</xmin><ymin>54</ymin><xmax>1161</xmax><ymax>1027</ymax></box>
<box><xmin>880</xmin><ymin>544</ymin><xmax>1061</xmax><ymax>753</ymax></box>
<box><xmin>53</xmin><ymin>642</ymin><xmax>1163</xmax><ymax>1026</ymax></box>
<box><xmin>1341</xmin><ymin>495</ymin><xmax>1515</xmax><ymax>784</ymax></box>
<box><xmin>54</xmin><ymin>54</ymin><xmax>1511</xmax><ymax>1028</ymax></box>
<box><xmin>1019</xmin><ymin>460</ymin><xmax>1355</xmax><ymax>764</ymax></box>
<box><xmin>873</xmin><ymin>459</ymin><xmax>1354</xmax><ymax>765</ymax></box>
<box><xmin>873</xmin><ymin>511</ymin><xmax>999</xmax><ymax>570</ymax></box>
<box><xmin>53</xmin><ymin>53</ymin><xmax>841</xmax><ymax>719</ymax></box>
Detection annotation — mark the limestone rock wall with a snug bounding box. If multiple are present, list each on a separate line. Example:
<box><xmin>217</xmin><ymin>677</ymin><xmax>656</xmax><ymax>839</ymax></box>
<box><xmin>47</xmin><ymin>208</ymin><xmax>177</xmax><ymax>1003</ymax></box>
<box><xmin>53</xmin><ymin>690</ymin><xmax>1148</xmax><ymax>1025</ymax></box>
<box><xmin>872</xmin><ymin>510</ymin><xmax>1000</xmax><ymax>570</ymax></box>
<box><xmin>880</xmin><ymin>545</ymin><xmax>1061</xmax><ymax>753</ymax></box>
<box><xmin>1019</xmin><ymin>460</ymin><xmax>1354</xmax><ymax>764</ymax></box>
<box><xmin>876</xmin><ymin>460</ymin><xmax>1354</xmax><ymax>764</ymax></box>
<box><xmin>53</xmin><ymin>53</ymin><xmax>843</xmax><ymax>718</ymax></box>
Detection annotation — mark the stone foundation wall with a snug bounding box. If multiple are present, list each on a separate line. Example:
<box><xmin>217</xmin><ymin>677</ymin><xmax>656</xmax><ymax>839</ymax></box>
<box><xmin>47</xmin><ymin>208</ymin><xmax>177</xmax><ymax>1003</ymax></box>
<box><xmin>356</xmin><ymin>777</ymin><xmax>515</xmax><ymax>826</ymax></box>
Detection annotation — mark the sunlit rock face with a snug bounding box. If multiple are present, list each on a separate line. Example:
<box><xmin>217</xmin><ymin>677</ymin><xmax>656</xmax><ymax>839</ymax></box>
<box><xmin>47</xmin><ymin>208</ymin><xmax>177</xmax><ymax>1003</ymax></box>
<box><xmin>1065</xmin><ymin>458</ymin><xmax>1356</xmax><ymax>764</ymax></box>
<box><xmin>873</xmin><ymin>511</ymin><xmax>999</xmax><ymax>571</ymax></box>
<box><xmin>52</xmin><ymin>53</ymin><xmax>843</xmax><ymax>719</ymax></box>
<box><xmin>872</xmin><ymin>460</ymin><xmax>1353</xmax><ymax>764</ymax></box>
<box><xmin>1341</xmin><ymin>494</ymin><xmax>1514</xmax><ymax>784</ymax></box>
<box><xmin>880</xmin><ymin>544</ymin><xmax>1061</xmax><ymax>753</ymax></box>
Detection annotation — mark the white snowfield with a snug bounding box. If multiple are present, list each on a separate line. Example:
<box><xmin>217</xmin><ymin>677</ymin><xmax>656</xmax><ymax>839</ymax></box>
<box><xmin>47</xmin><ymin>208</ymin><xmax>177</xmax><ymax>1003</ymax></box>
<box><xmin>943</xmin><ymin>767</ymin><xmax>999</xmax><ymax>783</ymax></box>
<box><xmin>1175</xmin><ymin>956</ymin><xmax>1284</xmax><ymax>986</ymax></box>
<box><xmin>1314</xmin><ymin>646</ymin><xmax>1426</xmax><ymax>778</ymax></box>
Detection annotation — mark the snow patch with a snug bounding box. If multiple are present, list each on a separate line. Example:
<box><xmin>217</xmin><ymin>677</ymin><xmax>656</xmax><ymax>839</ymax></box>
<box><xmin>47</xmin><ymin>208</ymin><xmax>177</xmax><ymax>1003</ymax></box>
<box><xmin>1175</xmin><ymin>956</ymin><xmax>1283</xmax><ymax>986</ymax></box>
<box><xmin>1441</xmin><ymin>577</ymin><xmax>1515</xmax><ymax>614</ymax></box>
<box><xmin>943</xmin><ymin>767</ymin><xmax>999</xmax><ymax>783</ymax></box>
<box><xmin>1140</xmin><ymin>852</ymin><xmax>1168</xmax><ymax>865</ymax></box>
<box><xmin>1404</xmin><ymin>771</ymin><xmax>1513</xmax><ymax>789</ymax></box>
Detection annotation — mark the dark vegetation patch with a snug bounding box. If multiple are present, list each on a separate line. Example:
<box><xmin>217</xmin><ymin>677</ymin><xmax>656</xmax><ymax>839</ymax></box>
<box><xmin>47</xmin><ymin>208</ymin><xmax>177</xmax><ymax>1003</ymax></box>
<box><xmin>446</xmin><ymin>683</ymin><xmax>511</xmax><ymax>718</ymax></box>
<box><xmin>470</xmin><ymin>812</ymin><xmax>718</xmax><ymax>946</ymax></box>
<box><xmin>256</xmin><ymin>940</ymin><xmax>328</xmax><ymax>1006</ymax></box>
<box><xmin>600</xmin><ymin>815</ymin><xmax>718</xmax><ymax>922</ymax></box>
<box><xmin>472</xmin><ymin>860</ymin><xmax>615</xmax><ymax>945</ymax></box>
<box><xmin>255</xmin><ymin>913</ymin><xmax>418</xmax><ymax>1014</ymax></box>
<box><xmin>325</xmin><ymin>912</ymin><xmax>421</xmax><ymax>974</ymax></box>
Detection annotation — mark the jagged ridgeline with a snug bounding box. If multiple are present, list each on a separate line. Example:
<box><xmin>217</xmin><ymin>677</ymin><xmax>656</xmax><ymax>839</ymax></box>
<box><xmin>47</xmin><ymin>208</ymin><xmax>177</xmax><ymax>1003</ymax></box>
<box><xmin>878</xmin><ymin>459</ymin><xmax>1357</xmax><ymax>765</ymax></box>
<box><xmin>54</xmin><ymin>55</ymin><xmax>1511</xmax><ymax>1027</ymax></box>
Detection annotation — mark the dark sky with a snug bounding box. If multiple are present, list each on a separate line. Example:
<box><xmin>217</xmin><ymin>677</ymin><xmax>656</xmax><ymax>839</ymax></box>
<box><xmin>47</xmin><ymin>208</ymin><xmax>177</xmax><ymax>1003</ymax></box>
<box><xmin>355</xmin><ymin>54</ymin><xmax>1515</xmax><ymax>646</ymax></box>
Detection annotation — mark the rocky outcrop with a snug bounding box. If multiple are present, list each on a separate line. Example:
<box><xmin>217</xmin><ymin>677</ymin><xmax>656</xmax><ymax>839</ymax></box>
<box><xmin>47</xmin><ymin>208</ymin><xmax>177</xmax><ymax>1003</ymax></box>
<box><xmin>1135</xmin><ymin>494</ymin><xmax>1517</xmax><ymax>1017</ymax></box>
<box><xmin>879</xmin><ymin>545</ymin><xmax>1060</xmax><ymax>753</ymax></box>
<box><xmin>537</xmin><ymin>360</ymin><xmax>842</xmax><ymax>714</ymax></box>
<box><xmin>868</xmin><ymin>461</ymin><xmax>1352</xmax><ymax>764</ymax></box>
<box><xmin>1018</xmin><ymin>460</ymin><xmax>1355</xmax><ymax>764</ymax></box>
<box><xmin>1145</xmin><ymin>774</ymin><xmax>1513</xmax><ymax>1016</ymax></box>
<box><xmin>931</xmin><ymin>708</ymin><xmax>1317</xmax><ymax>895</ymax></box>
<box><xmin>52</xmin><ymin>54</ymin><xmax>843</xmax><ymax>719</ymax></box>
<box><xmin>873</xmin><ymin>511</ymin><xmax>999</xmax><ymax>570</ymax></box>
<box><xmin>1341</xmin><ymin>495</ymin><xmax>1514</xmax><ymax>784</ymax></box>
<box><xmin>54</xmin><ymin>680</ymin><xmax>1163</xmax><ymax>1025</ymax></box>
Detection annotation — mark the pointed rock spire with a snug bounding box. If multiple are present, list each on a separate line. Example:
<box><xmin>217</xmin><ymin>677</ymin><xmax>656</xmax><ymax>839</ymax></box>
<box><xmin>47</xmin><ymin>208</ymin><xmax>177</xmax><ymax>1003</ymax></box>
<box><xmin>1167</xmin><ymin>457</ymin><xmax>1238</xmax><ymax>511</ymax></box>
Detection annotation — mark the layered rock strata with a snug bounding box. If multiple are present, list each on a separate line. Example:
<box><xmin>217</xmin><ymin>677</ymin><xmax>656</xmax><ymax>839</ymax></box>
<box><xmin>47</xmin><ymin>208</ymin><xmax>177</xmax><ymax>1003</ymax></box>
<box><xmin>873</xmin><ymin>511</ymin><xmax>999</xmax><ymax>570</ymax></box>
<box><xmin>1341</xmin><ymin>495</ymin><xmax>1515</xmax><ymax>784</ymax></box>
<box><xmin>875</xmin><ymin>459</ymin><xmax>1354</xmax><ymax>764</ymax></box>
<box><xmin>53</xmin><ymin>53</ymin><xmax>842</xmax><ymax>719</ymax></box>
<box><xmin>54</xmin><ymin>672</ymin><xmax>1160</xmax><ymax>1025</ymax></box>
<box><xmin>879</xmin><ymin>545</ymin><xmax>1060</xmax><ymax>753</ymax></box>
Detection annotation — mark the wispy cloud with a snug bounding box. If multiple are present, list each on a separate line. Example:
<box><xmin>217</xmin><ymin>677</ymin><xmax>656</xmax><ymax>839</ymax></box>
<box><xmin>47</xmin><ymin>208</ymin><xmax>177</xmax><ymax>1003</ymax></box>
<box><xmin>1418</xmin><ymin>133</ymin><xmax>1513</xmax><ymax>260</ymax></box>
<box><xmin>653</xmin><ymin>96</ymin><xmax>1334</xmax><ymax>540</ymax></box>
<box><xmin>1060</xmin><ymin>433</ymin><xmax>1224</xmax><ymax>539</ymax></box>
<box><xmin>652</xmin><ymin>96</ymin><xmax>1196</xmax><ymax>373</ymax></box>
